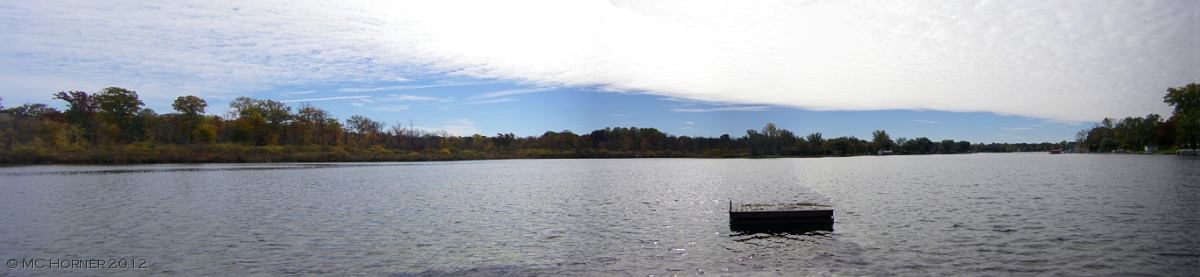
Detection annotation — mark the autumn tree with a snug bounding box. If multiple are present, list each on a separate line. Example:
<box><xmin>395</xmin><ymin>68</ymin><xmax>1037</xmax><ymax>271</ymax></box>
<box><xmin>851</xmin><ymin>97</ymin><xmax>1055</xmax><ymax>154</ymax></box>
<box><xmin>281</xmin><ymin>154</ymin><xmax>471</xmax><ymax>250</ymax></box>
<box><xmin>292</xmin><ymin>103</ymin><xmax>319</xmax><ymax>146</ymax></box>
<box><xmin>2</xmin><ymin>103</ymin><xmax>61</xmax><ymax>149</ymax></box>
<box><xmin>345</xmin><ymin>115</ymin><xmax>383</xmax><ymax>147</ymax></box>
<box><xmin>493</xmin><ymin>133</ymin><xmax>516</xmax><ymax>150</ymax></box>
<box><xmin>53</xmin><ymin>90</ymin><xmax>101</xmax><ymax>143</ymax></box>
<box><xmin>228</xmin><ymin>97</ymin><xmax>291</xmax><ymax>145</ymax></box>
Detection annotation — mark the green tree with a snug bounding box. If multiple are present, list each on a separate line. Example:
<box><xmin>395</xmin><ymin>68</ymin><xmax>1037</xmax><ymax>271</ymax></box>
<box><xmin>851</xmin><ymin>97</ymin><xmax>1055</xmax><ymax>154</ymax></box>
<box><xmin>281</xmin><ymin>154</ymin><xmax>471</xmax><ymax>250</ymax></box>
<box><xmin>171</xmin><ymin>95</ymin><xmax>208</xmax><ymax>143</ymax></box>
<box><xmin>827</xmin><ymin>136</ymin><xmax>852</xmax><ymax>155</ymax></box>
<box><xmin>1164</xmin><ymin>83</ymin><xmax>1199</xmax><ymax>149</ymax></box>
<box><xmin>956</xmin><ymin>140</ymin><xmax>972</xmax><ymax>152</ymax></box>
<box><xmin>745</xmin><ymin>123</ymin><xmax>788</xmax><ymax>156</ymax></box>
<box><xmin>940</xmin><ymin>139</ymin><xmax>956</xmax><ymax>154</ymax></box>
<box><xmin>133</xmin><ymin>108</ymin><xmax>162</xmax><ymax>142</ymax></box>
<box><xmin>911</xmin><ymin>137</ymin><xmax>934</xmax><ymax>154</ymax></box>
<box><xmin>806</xmin><ymin>132</ymin><xmax>824</xmax><ymax>155</ymax></box>
<box><xmin>1099</xmin><ymin>137</ymin><xmax>1120</xmax><ymax>152</ymax></box>
<box><xmin>1085</xmin><ymin>121</ymin><xmax>1115</xmax><ymax>152</ymax></box>
<box><xmin>871</xmin><ymin>130</ymin><xmax>893</xmax><ymax>152</ymax></box>
<box><xmin>1156</xmin><ymin>117</ymin><xmax>1177</xmax><ymax>148</ymax></box>
<box><xmin>95</xmin><ymin>87</ymin><xmax>145</xmax><ymax>142</ymax></box>
<box><xmin>895</xmin><ymin>137</ymin><xmax>909</xmax><ymax>153</ymax></box>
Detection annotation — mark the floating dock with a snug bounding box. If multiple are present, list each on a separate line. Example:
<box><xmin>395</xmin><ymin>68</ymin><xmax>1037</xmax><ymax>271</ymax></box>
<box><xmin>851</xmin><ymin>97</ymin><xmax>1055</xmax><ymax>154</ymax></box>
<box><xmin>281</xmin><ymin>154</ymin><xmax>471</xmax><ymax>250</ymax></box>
<box><xmin>729</xmin><ymin>201</ymin><xmax>834</xmax><ymax>233</ymax></box>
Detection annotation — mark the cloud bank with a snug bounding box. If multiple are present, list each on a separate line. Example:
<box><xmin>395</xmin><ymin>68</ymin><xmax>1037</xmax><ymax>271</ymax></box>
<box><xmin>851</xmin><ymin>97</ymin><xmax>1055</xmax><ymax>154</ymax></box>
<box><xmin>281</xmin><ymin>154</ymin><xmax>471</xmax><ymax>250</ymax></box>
<box><xmin>2</xmin><ymin>0</ymin><xmax>1194</xmax><ymax>122</ymax></box>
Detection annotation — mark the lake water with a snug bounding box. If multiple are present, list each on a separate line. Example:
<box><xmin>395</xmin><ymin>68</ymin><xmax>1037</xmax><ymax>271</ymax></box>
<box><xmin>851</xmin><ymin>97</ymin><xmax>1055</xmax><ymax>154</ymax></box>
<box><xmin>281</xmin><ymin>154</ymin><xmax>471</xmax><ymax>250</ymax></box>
<box><xmin>1</xmin><ymin>153</ymin><xmax>1197</xmax><ymax>276</ymax></box>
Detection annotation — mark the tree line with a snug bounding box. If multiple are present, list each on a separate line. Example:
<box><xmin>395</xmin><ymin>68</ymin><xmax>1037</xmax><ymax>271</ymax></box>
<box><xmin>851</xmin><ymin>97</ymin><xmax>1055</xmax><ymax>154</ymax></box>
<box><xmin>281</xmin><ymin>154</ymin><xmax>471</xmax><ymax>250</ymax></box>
<box><xmin>5</xmin><ymin>84</ymin><xmax>1192</xmax><ymax>163</ymax></box>
<box><xmin>1074</xmin><ymin>83</ymin><xmax>1199</xmax><ymax>153</ymax></box>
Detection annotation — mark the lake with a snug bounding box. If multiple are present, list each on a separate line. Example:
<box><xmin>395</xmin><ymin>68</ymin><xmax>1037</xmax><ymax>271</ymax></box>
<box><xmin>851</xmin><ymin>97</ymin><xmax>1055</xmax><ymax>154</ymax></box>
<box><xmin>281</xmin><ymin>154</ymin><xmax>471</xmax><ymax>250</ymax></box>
<box><xmin>1</xmin><ymin>153</ymin><xmax>1197</xmax><ymax>276</ymax></box>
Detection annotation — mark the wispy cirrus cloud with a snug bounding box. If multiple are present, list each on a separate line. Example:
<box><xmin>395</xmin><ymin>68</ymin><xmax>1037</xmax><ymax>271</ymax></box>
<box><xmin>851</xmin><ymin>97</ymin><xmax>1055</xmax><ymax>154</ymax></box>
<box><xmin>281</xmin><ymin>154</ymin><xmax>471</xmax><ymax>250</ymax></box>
<box><xmin>281</xmin><ymin>90</ymin><xmax>317</xmax><ymax>95</ymax></box>
<box><xmin>382</xmin><ymin>94</ymin><xmax>451</xmax><ymax>102</ymax></box>
<box><xmin>337</xmin><ymin>83</ymin><xmax>476</xmax><ymax>93</ymax></box>
<box><xmin>471</xmin><ymin>88</ymin><xmax>552</xmax><ymax>100</ymax></box>
<box><xmin>369</xmin><ymin>104</ymin><xmax>410</xmax><ymax>112</ymax></box>
<box><xmin>456</xmin><ymin>88</ymin><xmax>552</xmax><ymax>105</ymax></box>
<box><xmin>349</xmin><ymin>93</ymin><xmax>449</xmax><ymax>111</ymax></box>
<box><xmin>672</xmin><ymin>106</ymin><xmax>770</xmax><ymax>113</ymax></box>
<box><xmin>280</xmin><ymin>96</ymin><xmax>369</xmax><ymax>103</ymax></box>
<box><xmin>464</xmin><ymin>98</ymin><xmax>516</xmax><ymax>105</ymax></box>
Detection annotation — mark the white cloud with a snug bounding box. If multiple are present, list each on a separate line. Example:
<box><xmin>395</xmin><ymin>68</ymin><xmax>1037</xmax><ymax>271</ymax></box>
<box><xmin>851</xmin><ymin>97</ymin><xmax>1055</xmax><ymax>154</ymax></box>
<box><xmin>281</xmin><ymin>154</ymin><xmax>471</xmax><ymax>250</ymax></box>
<box><xmin>1</xmin><ymin>0</ymin><xmax>1192</xmax><ymax>122</ymax></box>
<box><xmin>369</xmin><ymin>105</ymin><xmax>410</xmax><ymax>112</ymax></box>
<box><xmin>472</xmin><ymin>88</ymin><xmax>552</xmax><ymax>100</ymax></box>
<box><xmin>280</xmin><ymin>96</ymin><xmax>369</xmax><ymax>103</ymax></box>
<box><xmin>337</xmin><ymin>83</ymin><xmax>473</xmax><ymax>93</ymax></box>
<box><xmin>441</xmin><ymin>119</ymin><xmax>480</xmax><ymax>136</ymax></box>
<box><xmin>680</xmin><ymin>121</ymin><xmax>696</xmax><ymax>130</ymax></box>
<box><xmin>451</xmin><ymin>88</ymin><xmax>552</xmax><ymax>105</ymax></box>
<box><xmin>673</xmin><ymin>106</ymin><xmax>771</xmax><ymax>113</ymax></box>
<box><xmin>393</xmin><ymin>119</ymin><xmax>479</xmax><ymax>137</ymax></box>
<box><xmin>349</xmin><ymin>94</ymin><xmax>448</xmax><ymax>111</ymax></box>
<box><xmin>281</xmin><ymin>90</ymin><xmax>316</xmax><ymax>95</ymax></box>
<box><xmin>464</xmin><ymin>98</ymin><xmax>516</xmax><ymax>105</ymax></box>
<box><xmin>383</xmin><ymin>94</ymin><xmax>451</xmax><ymax>102</ymax></box>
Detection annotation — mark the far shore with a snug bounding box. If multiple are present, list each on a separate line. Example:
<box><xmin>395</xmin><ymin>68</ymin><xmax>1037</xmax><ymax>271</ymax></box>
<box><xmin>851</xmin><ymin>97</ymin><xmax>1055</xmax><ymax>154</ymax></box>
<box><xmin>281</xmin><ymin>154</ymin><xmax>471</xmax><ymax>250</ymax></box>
<box><xmin>3</xmin><ymin>143</ymin><xmax>1188</xmax><ymax>165</ymax></box>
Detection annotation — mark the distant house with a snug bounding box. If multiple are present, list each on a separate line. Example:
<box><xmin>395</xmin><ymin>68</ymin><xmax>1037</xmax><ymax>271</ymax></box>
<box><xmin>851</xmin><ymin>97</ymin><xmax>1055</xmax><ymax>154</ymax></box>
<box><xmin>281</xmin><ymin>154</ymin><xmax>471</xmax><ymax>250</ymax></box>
<box><xmin>1144</xmin><ymin>145</ymin><xmax>1159</xmax><ymax>153</ymax></box>
<box><xmin>877</xmin><ymin>149</ymin><xmax>893</xmax><ymax>155</ymax></box>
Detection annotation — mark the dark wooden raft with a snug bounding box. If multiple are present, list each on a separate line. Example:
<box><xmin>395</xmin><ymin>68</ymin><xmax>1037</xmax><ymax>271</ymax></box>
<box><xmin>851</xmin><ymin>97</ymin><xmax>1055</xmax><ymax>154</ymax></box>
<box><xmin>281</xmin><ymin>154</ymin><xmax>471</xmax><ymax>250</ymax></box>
<box><xmin>729</xmin><ymin>201</ymin><xmax>834</xmax><ymax>233</ymax></box>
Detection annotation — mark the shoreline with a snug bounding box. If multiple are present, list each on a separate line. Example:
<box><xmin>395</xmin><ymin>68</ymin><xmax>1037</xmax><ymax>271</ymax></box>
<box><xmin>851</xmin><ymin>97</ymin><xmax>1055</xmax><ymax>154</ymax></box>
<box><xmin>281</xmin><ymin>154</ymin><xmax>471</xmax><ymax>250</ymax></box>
<box><xmin>0</xmin><ymin>143</ymin><xmax>1090</xmax><ymax>165</ymax></box>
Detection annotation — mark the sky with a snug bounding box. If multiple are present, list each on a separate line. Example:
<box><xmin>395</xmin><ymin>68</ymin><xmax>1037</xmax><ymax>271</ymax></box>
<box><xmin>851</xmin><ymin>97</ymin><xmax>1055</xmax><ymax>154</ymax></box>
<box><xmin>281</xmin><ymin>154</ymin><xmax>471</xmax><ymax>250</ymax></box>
<box><xmin>1</xmin><ymin>0</ymin><xmax>1196</xmax><ymax>143</ymax></box>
